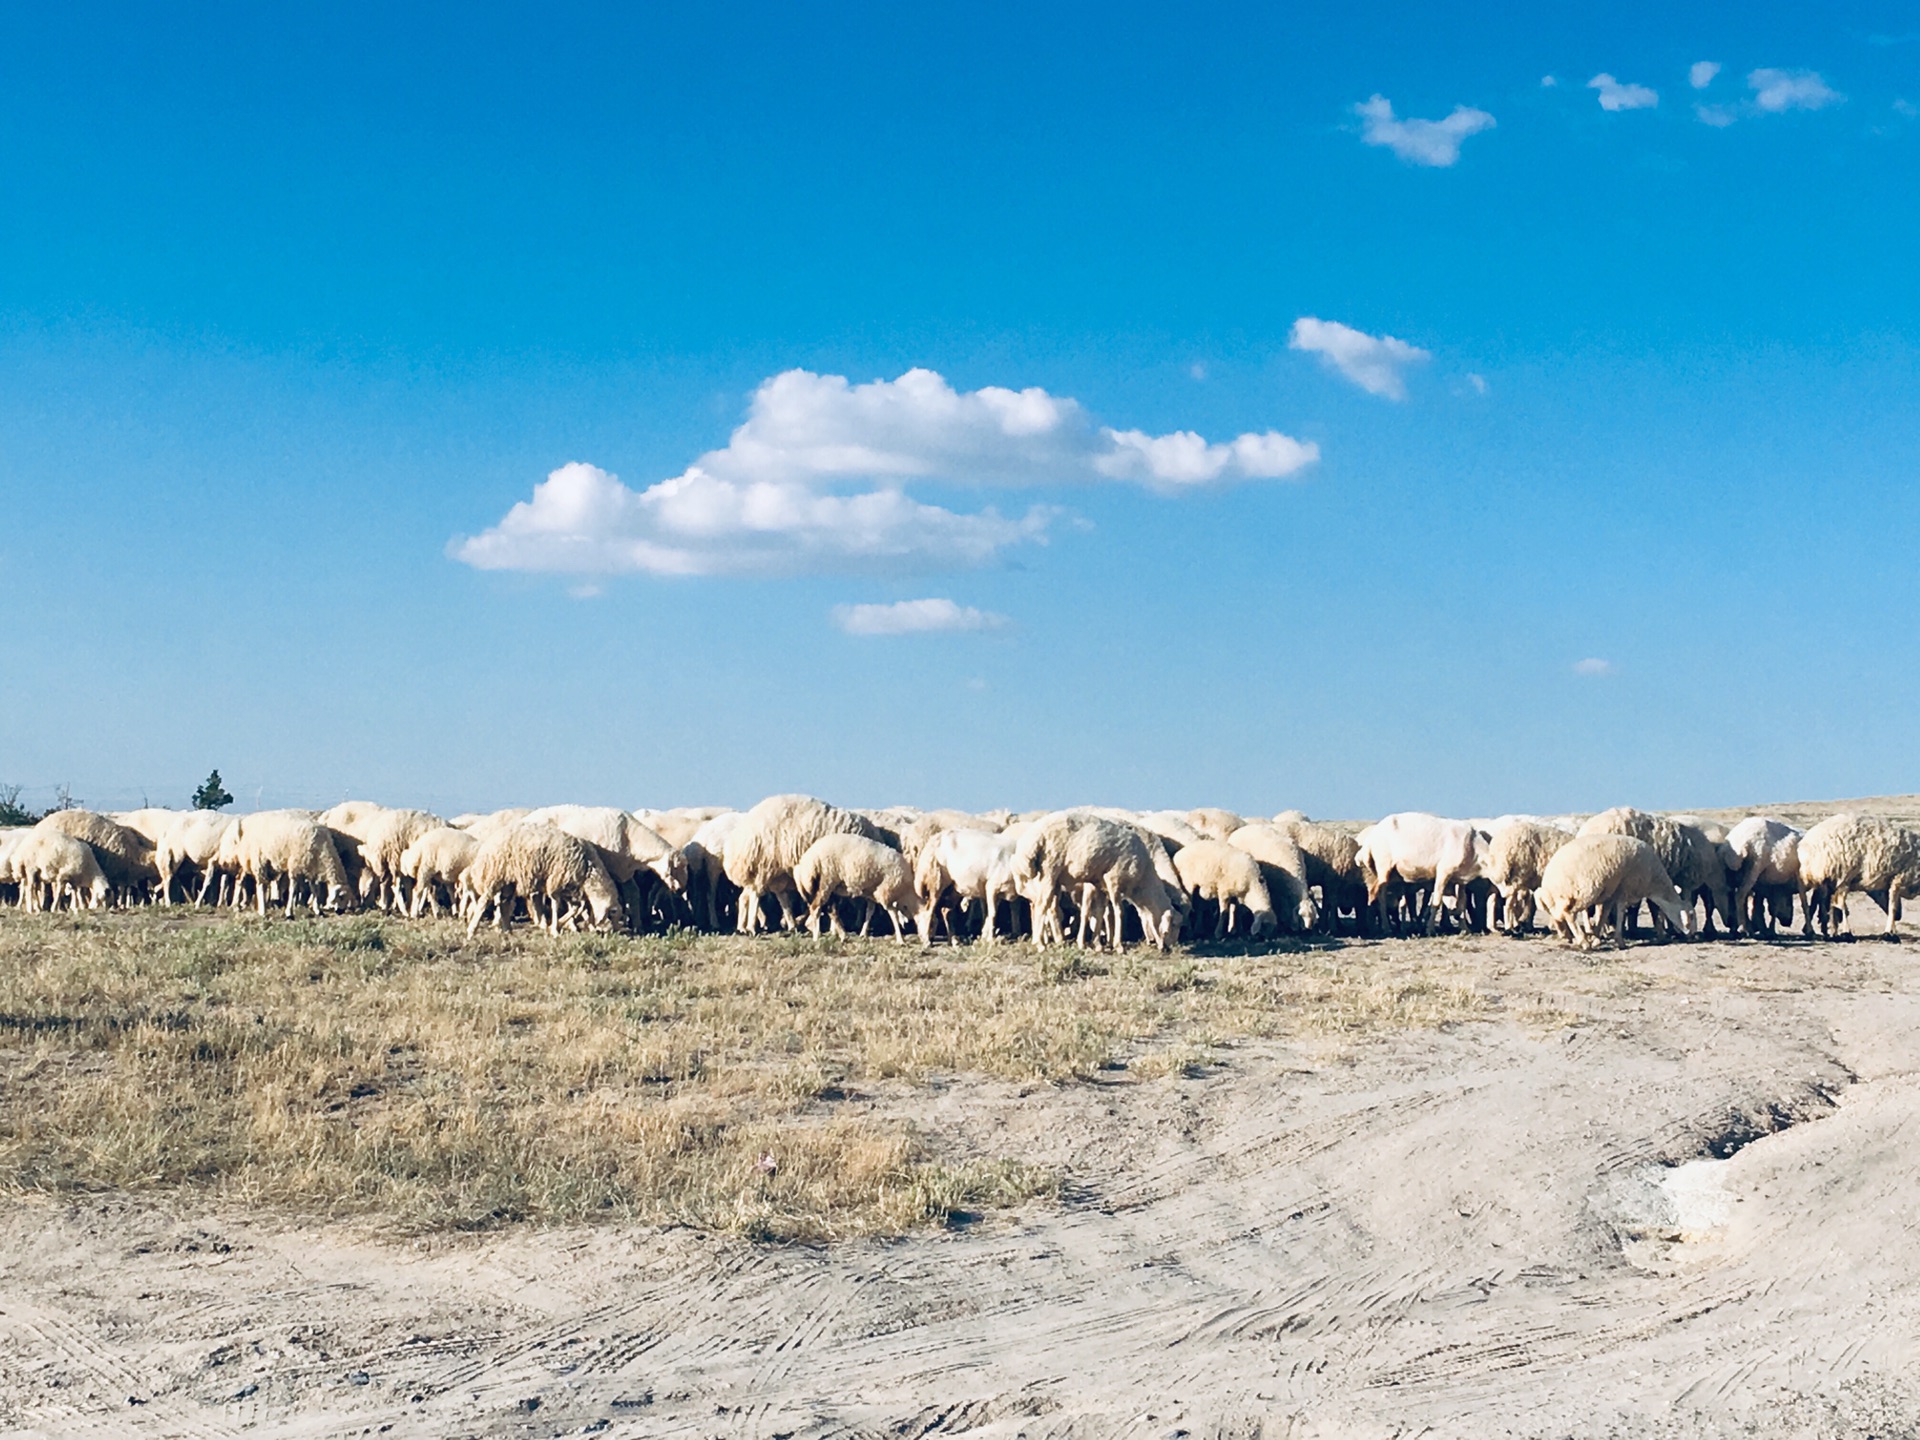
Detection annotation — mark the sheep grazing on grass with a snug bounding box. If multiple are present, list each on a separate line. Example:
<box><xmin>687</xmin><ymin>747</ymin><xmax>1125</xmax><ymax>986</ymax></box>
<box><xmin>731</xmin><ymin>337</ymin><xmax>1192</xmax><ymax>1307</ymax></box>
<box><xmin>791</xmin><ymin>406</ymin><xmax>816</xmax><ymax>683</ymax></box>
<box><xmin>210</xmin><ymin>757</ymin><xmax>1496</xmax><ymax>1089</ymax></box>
<box><xmin>1352</xmin><ymin>813</ymin><xmax>1488</xmax><ymax>935</ymax></box>
<box><xmin>1014</xmin><ymin>812</ymin><xmax>1182</xmax><ymax>952</ymax></box>
<box><xmin>328</xmin><ymin>807</ymin><xmax>443</xmax><ymax>913</ymax></box>
<box><xmin>1172</xmin><ymin>839</ymin><xmax>1278</xmax><ymax>939</ymax></box>
<box><xmin>1272</xmin><ymin>816</ymin><xmax>1367</xmax><ymax>934</ymax></box>
<box><xmin>35</xmin><ymin>810</ymin><xmax>159</xmax><ymax>903</ymax></box>
<box><xmin>465</xmin><ymin>824</ymin><xmax>624</xmax><ymax>937</ymax></box>
<box><xmin>683</xmin><ymin>811</ymin><xmax>744</xmax><ymax>932</ymax></box>
<box><xmin>110</xmin><ymin>808</ymin><xmax>186</xmax><ymax>846</ymax></box>
<box><xmin>914</xmin><ymin>827</ymin><xmax>1019</xmax><ymax>944</ymax></box>
<box><xmin>400</xmin><ymin>826</ymin><xmax>481</xmax><ymax>918</ymax></box>
<box><xmin>522</xmin><ymin>805</ymin><xmax>689</xmax><ymax>928</ymax></box>
<box><xmin>1724</xmin><ymin>817</ymin><xmax>1802</xmax><ymax>935</ymax></box>
<box><xmin>10</xmin><ymin>830</ymin><xmax>110</xmax><ymax>912</ymax></box>
<box><xmin>222</xmin><ymin>811</ymin><xmax>355</xmax><ymax>917</ymax></box>
<box><xmin>1538</xmin><ymin>834</ymin><xmax>1689</xmax><ymax>948</ymax></box>
<box><xmin>1578</xmin><ymin>807</ymin><xmax>1735</xmax><ymax>937</ymax></box>
<box><xmin>793</xmin><ymin>834</ymin><xmax>924</xmax><ymax>942</ymax></box>
<box><xmin>1482</xmin><ymin>820</ymin><xmax>1572</xmax><ymax>933</ymax></box>
<box><xmin>722</xmin><ymin>795</ymin><xmax>882</xmax><ymax>934</ymax></box>
<box><xmin>154</xmin><ymin>810</ymin><xmax>233</xmax><ymax>905</ymax></box>
<box><xmin>1795</xmin><ymin>814</ymin><xmax>1920</xmax><ymax>938</ymax></box>
<box><xmin>1224</xmin><ymin>824</ymin><xmax>1318</xmax><ymax>932</ymax></box>
<box><xmin>450</xmin><ymin>808</ymin><xmax>532</xmax><ymax>842</ymax></box>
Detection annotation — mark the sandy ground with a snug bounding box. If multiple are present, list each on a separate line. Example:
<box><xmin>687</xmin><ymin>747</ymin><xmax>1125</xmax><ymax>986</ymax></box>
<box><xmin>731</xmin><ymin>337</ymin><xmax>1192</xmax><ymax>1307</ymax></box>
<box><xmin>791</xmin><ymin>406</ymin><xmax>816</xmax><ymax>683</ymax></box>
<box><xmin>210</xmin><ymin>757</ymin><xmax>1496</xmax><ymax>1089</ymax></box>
<box><xmin>7</xmin><ymin>916</ymin><xmax>1920</xmax><ymax>1436</ymax></box>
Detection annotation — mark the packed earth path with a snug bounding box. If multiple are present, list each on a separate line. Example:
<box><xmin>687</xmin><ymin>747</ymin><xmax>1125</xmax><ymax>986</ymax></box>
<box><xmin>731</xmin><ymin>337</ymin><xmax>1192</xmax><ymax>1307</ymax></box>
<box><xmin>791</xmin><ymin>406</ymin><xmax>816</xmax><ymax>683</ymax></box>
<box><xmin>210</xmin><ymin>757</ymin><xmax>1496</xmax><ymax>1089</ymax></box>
<box><xmin>5</xmin><ymin>911</ymin><xmax>1920</xmax><ymax>1437</ymax></box>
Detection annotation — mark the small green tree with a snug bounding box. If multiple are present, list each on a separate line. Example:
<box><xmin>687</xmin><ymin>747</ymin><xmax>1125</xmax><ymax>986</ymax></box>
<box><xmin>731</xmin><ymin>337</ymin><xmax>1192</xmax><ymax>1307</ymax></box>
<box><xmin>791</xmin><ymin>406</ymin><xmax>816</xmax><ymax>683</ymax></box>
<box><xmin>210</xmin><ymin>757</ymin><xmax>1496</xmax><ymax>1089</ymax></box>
<box><xmin>0</xmin><ymin>784</ymin><xmax>37</xmax><ymax>827</ymax></box>
<box><xmin>192</xmin><ymin>770</ymin><xmax>235</xmax><ymax>811</ymax></box>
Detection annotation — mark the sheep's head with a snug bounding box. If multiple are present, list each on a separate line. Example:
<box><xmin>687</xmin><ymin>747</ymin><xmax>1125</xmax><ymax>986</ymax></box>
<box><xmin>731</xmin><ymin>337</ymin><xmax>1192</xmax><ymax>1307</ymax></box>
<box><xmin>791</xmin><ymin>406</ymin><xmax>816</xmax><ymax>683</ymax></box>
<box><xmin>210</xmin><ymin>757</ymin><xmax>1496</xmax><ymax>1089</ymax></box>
<box><xmin>649</xmin><ymin>848</ymin><xmax>690</xmax><ymax>894</ymax></box>
<box><xmin>1250</xmin><ymin>907</ymin><xmax>1280</xmax><ymax>940</ymax></box>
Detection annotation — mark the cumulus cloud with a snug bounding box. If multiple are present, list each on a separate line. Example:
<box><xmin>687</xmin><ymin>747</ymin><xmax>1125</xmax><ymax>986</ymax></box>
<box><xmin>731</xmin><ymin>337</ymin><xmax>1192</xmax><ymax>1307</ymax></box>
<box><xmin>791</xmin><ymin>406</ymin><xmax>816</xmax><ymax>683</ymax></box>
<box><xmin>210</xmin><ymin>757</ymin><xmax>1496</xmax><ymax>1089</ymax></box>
<box><xmin>1354</xmin><ymin>95</ymin><xmax>1496</xmax><ymax>167</ymax></box>
<box><xmin>832</xmin><ymin>598</ymin><xmax>1007</xmax><ymax>636</ymax></box>
<box><xmin>452</xmin><ymin>369</ymin><xmax>1318</xmax><ymax>577</ymax></box>
<box><xmin>1689</xmin><ymin>60</ymin><xmax>1721</xmax><ymax>89</ymax></box>
<box><xmin>1589</xmin><ymin>73</ymin><xmax>1658</xmax><ymax>111</ymax></box>
<box><xmin>1289</xmin><ymin>318</ymin><xmax>1432</xmax><ymax>401</ymax></box>
<box><xmin>1748</xmin><ymin>68</ymin><xmax>1842</xmax><ymax>112</ymax></box>
<box><xmin>1572</xmin><ymin>657</ymin><xmax>1616</xmax><ymax>676</ymax></box>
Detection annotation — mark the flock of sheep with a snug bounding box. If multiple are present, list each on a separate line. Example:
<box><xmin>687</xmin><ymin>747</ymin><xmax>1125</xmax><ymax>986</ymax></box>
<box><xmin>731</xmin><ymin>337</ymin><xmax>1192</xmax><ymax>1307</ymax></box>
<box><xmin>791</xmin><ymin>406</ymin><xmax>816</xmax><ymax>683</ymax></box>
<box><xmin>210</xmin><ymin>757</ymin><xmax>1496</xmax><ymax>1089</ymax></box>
<box><xmin>0</xmin><ymin>795</ymin><xmax>1911</xmax><ymax>949</ymax></box>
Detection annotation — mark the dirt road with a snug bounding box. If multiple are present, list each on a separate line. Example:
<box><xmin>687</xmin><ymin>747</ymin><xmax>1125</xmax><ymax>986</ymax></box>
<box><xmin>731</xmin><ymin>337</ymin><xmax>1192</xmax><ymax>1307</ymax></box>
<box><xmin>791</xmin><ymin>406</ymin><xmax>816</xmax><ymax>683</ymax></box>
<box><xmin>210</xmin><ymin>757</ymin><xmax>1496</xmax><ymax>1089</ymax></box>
<box><xmin>5</xmin><ymin>929</ymin><xmax>1920</xmax><ymax>1437</ymax></box>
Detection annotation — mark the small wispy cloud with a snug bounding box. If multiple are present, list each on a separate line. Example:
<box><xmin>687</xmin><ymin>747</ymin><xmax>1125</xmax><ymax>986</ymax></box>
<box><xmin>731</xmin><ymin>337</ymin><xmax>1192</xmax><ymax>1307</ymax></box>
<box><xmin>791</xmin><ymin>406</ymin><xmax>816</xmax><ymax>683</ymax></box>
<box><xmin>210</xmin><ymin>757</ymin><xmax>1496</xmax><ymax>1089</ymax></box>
<box><xmin>1540</xmin><ymin>75</ymin><xmax>1559</xmax><ymax>89</ymax></box>
<box><xmin>1572</xmin><ymin>657</ymin><xmax>1616</xmax><ymax>677</ymax></box>
<box><xmin>1689</xmin><ymin>60</ymin><xmax>1722</xmax><ymax>89</ymax></box>
<box><xmin>1354</xmin><ymin>95</ymin><xmax>1496</xmax><ymax>167</ymax></box>
<box><xmin>1749</xmin><ymin>68</ymin><xmax>1842</xmax><ymax>113</ymax></box>
<box><xmin>1290</xmin><ymin>317</ymin><xmax>1431</xmax><ymax>401</ymax></box>
<box><xmin>832</xmin><ymin>598</ymin><xmax>1008</xmax><ymax>636</ymax></box>
<box><xmin>1466</xmin><ymin>373</ymin><xmax>1489</xmax><ymax>396</ymax></box>
<box><xmin>1589</xmin><ymin>74</ymin><xmax>1659</xmax><ymax>111</ymax></box>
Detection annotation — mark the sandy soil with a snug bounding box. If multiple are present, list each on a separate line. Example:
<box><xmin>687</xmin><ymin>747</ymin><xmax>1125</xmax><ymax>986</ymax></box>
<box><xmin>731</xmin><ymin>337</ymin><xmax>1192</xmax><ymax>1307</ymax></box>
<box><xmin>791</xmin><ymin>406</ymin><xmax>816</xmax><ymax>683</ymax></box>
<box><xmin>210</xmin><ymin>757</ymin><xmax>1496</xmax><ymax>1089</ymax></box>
<box><xmin>7</xmin><ymin>916</ymin><xmax>1920</xmax><ymax>1436</ymax></box>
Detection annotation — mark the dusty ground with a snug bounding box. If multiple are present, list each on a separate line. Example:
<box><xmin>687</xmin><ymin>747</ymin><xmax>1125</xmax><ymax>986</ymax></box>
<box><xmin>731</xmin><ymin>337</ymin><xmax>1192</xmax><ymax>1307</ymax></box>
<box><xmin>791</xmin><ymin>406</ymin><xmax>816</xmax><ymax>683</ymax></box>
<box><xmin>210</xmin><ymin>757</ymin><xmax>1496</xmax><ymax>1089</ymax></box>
<box><xmin>5</xmin><ymin>803</ymin><xmax>1920</xmax><ymax>1438</ymax></box>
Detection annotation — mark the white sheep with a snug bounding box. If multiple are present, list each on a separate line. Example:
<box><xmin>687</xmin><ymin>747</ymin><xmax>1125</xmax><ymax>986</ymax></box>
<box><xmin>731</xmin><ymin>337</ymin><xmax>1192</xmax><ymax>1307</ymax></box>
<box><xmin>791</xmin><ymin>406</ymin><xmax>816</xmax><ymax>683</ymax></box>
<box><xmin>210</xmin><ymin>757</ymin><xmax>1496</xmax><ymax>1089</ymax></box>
<box><xmin>1723</xmin><ymin>816</ymin><xmax>1802</xmax><ymax>935</ymax></box>
<box><xmin>1796</xmin><ymin>813</ymin><xmax>1920</xmax><ymax>937</ymax></box>
<box><xmin>464</xmin><ymin>823</ymin><xmax>624</xmax><ymax>936</ymax></box>
<box><xmin>1578</xmin><ymin>808</ymin><xmax>1734</xmax><ymax>936</ymax></box>
<box><xmin>1272</xmin><ymin>816</ymin><xmax>1367</xmax><ymax>933</ymax></box>
<box><xmin>34</xmin><ymin>810</ymin><xmax>159</xmax><ymax>902</ymax></box>
<box><xmin>914</xmin><ymin>826</ymin><xmax>1019</xmax><ymax>943</ymax></box>
<box><xmin>330</xmin><ymin>807</ymin><xmax>444</xmax><ymax>912</ymax></box>
<box><xmin>1184</xmin><ymin>808</ymin><xmax>1247</xmax><ymax>841</ymax></box>
<box><xmin>682</xmin><ymin>810</ymin><xmax>744</xmax><ymax>931</ymax></box>
<box><xmin>792</xmin><ymin>834</ymin><xmax>924</xmax><ymax>942</ymax></box>
<box><xmin>1538</xmin><ymin>834</ymin><xmax>1689</xmax><ymax>948</ymax></box>
<box><xmin>1352</xmin><ymin>813</ymin><xmax>1488</xmax><ymax>935</ymax></box>
<box><xmin>1013</xmin><ymin>812</ymin><xmax>1182</xmax><ymax>951</ymax></box>
<box><xmin>1173</xmin><ymin>839</ymin><xmax>1278</xmax><ymax>939</ymax></box>
<box><xmin>222</xmin><ymin>811</ymin><xmax>356</xmax><ymax>917</ymax></box>
<box><xmin>1224</xmin><ymin>823</ymin><xmax>1319</xmax><ymax>931</ymax></box>
<box><xmin>400</xmin><ymin>826</ymin><xmax>481</xmax><ymax>917</ymax></box>
<box><xmin>721</xmin><ymin>795</ymin><xmax>881</xmax><ymax>934</ymax></box>
<box><xmin>11</xmin><ymin>830</ymin><xmax>110</xmax><ymax>911</ymax></box>
<box><xmin>154</xmin><ymin>810</ymin><xmax>234</xmax><ymax>904</ymax></box>
<box><xmin>1482</xmin><ymin>819</ymin><xmax>1572</xmax><ymax>933</ymax></box>
<box><xmin>522</xmin><ymin>805</ymin><xmax>688</xmax><ymax>926</ymax></box>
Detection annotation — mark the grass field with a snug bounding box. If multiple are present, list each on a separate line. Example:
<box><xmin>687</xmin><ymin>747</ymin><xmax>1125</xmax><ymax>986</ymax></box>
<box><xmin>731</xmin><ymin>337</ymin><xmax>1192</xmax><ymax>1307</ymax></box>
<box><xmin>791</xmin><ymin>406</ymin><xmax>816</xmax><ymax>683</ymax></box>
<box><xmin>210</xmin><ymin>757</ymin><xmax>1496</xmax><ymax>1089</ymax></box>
<box><xmin>0</xmin><ymin>911</ymin><xmax>1493</xmax><ymax>1240</ymax></box>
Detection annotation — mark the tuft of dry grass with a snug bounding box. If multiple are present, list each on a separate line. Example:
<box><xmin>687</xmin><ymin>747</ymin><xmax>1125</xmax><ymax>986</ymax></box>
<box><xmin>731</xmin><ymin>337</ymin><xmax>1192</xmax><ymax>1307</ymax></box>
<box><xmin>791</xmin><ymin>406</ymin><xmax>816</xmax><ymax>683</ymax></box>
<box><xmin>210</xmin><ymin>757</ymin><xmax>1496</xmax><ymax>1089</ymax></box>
<box><xmin>0</xmin><ymin>913</ymin><xmax>1490</xmax><ymax>1239</ymax></box>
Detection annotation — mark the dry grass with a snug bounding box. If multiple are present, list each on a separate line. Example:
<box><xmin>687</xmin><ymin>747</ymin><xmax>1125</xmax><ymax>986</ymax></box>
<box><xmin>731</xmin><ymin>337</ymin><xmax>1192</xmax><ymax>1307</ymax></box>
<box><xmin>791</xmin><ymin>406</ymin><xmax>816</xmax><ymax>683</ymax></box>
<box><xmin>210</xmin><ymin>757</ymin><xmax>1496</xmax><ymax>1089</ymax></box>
<box><xmin>0</xmin><ymin>912</ymin><xmax>1492</xmax><ymax>1239</ymax></box>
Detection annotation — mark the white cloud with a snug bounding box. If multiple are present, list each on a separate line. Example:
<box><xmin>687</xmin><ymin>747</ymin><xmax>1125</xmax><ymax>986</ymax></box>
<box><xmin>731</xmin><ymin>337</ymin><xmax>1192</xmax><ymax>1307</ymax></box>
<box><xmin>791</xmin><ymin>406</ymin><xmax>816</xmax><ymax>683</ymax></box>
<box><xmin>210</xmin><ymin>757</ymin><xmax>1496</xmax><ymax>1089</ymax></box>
<box><xmin>1689</xmin><ymin>60</ymin><xmax>1721</xmax><ymax>90</ymax></box>
<box><xmin>452</xmin><ymin>369</ymin><xmax>1318</xmax><ymax>577</ymax></box>
<box><xmin>1572</xmin><ymin>657</ymin><xmax>1615</xmax><ymax>676</ymax></box>
<box><xmin>1466</xmin><ymin>373</ymin><xmax>1489</xmax><ymax>395</ymax></box>
<box><xmin>1589</xmin><ymin>73</ymin><xmax>1659</xmax><ymax>111</ymax></box>
<box><xmin>832</xmin><ymin>598</ymin><xmax>1007</xmax><ymax>636</ymax></box>
<box><xmin>1540</xmin><ymin>75</ymin><xmax>1559</xmax><ymax>89</ymax></box>
<box><xmin>1353</xmin><ymin>95</ymin><xmax>1495</xmax><ymax>167</ymax></box>
<box><xmin>1748</xmin><ymin>68</ymin><xmax>1841</xmax><ymax>113</ymax></box>
<box><xmin>1695</xmin><ymin>103</ymin><xmax>1738</xmax><ymax>128</ymax></box>
<box><xmin>1289</xmin><ymin>317</ymin><xmax>1432</xmax><ymax>401</ymax></box>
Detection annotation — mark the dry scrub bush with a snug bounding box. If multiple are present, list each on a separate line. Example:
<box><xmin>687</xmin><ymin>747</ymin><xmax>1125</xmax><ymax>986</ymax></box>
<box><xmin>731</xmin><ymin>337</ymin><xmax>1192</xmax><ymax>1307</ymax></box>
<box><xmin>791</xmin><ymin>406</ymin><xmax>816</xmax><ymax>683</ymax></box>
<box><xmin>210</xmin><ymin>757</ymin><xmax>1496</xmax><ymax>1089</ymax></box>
<box><xmin>0</xmin><ymin>913</ymin><xmax>1487</xmax><ymax>1237</ymax></box>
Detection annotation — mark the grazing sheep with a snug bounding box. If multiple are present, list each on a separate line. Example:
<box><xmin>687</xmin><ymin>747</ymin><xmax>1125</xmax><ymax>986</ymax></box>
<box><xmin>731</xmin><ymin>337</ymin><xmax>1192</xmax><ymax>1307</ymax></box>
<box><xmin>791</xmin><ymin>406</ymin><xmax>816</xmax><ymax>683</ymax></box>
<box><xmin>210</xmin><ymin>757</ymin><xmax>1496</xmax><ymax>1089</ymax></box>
<box><xmin>465</xmin><ymin>824</ymin><xmax>624</xmax><ymax>936</ymax></box>
<box><xmin>1796</xmin><ymin>814</ymin><xmax>1920</xmax><ymax>937</ymax></box>
<box><xmin>1482</xmin><ymin>820</ymin><xmax>1573</xmax><ymax>933</ymax></box>
<box><xmin>914</xmin><ymin>827</ymin><xmax>1019</xmax><ymax>943</ymax></box>
<box><xmin>1013</xmin><ymin>812</ymin><xmax>1182</xmax><ymax>951</ymax></box>
<box><xmin>522</xmin><ymin>805</ymin><xmax>688</xmax><ymax>928</ymax></box>
<box><xmin>400</xmin><ymin>826</ymin><xmax>481</xmax><ymax>917</ymax></box>
<box><xmin>1137</xmin><ymin>811</ymin><xmax>1207</xmax><ymax>851</ymax></box>
<box><xmin>683</xmin><ymin>811</ymin><xmax>744</xmax><ymax>932</ymax></box>
<box><xmin>1723</xmin><ymin>817</ymin><xmax>1802</xmax><ymax>935</ymax></box>
<box><xmin>34</xmin><ymin>810</ymin><xmax>159</xmax><ymax>901</ymax></box>
<box><xmin>154</xmin><ymin>810</ymin><xmax>234</xmax><ymax>904</ymax></box>
<box><xmin>1223</xmin><ymin>824</ymin><xmax>1318</xmax><ymax>931</ymax></box>
<box><xmin>318</xmin><ymin>800</ymin><xmax>386</xmax><ymax>833</ymax></box>
<box><xmin>1538</xmin><ymin>834</ymin><xmax>1689</xmax><ymax>948</ymax></box>
<box><xmin>450</xmin><ymin>807</ymin><xmax>533</xmax><ymax>842</ymax></box>
<box><xmin>1272</xmin><ymin>817</ymin><xmax>1368</xmax><ymax>934</ymax></box>
<box><xmin>11</xmin><ymin>830</ymin><xmax>110</xmax><ymax>911</ymax></box>
<box><xmin>1352</xmin><ymin>813</ymin><xmax>1488</xmax><ymax>935</ymax></box>
<box><xmin>721</xmin><ymin>795</ymin><xmax>882</xmax><ymax>934</ymax></box>
<box><xmin>223</xmin><ymin>811</ymin><xmax>355</xmax><ymax>917</ymax></box>
<box><xmin>793</xmin><ymin>833</ymin><xmax>924</xmax><ymax>942</ymax></box>
<box><xmin>327</xmin><ymin>807</ymin><xmax>443</xmax><ymax>912</ymax></box>
<box><xmin>110</xmin><ymin>808</ymin><xmax>188</xmax><ymax>846</ymax></box>
<box><xmin>1173</xmin><ymin>839</ymin><xmax>1278</xmax><ymax>939</ymax></box>
<box><xmin>1578</xmin><ymin>808</ymin><xmax>1734</xmax><ymax>936</ymax></box>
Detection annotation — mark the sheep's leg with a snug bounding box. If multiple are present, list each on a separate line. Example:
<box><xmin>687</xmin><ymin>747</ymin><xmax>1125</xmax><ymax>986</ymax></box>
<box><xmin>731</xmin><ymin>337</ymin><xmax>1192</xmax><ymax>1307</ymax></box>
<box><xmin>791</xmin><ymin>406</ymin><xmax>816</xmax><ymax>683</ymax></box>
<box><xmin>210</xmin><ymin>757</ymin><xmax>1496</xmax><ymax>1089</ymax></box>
<box><xmin>1888</xmin><ymin>878</ymin><xmax>1906</xmax><ymax>937</ymax></box>
<box><xmin>859</xmin><ymin>898</ymin><xmax>875</xmax><ymax>936</ymax></box>
<box><xmin>1424</xmin><ymin>876</ymin><xmax>1447</xmax><ymax>936</ymax></box>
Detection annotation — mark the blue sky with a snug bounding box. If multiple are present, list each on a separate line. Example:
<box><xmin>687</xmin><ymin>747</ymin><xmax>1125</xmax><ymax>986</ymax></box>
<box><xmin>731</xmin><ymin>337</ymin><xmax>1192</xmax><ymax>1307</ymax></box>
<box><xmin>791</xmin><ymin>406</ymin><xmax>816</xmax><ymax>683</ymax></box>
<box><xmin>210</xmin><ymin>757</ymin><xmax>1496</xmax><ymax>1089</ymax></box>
<box><xmin>4</xmin><ymin>2</ymin><xmax>1919</xmax><ymax>817</ymax></box>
